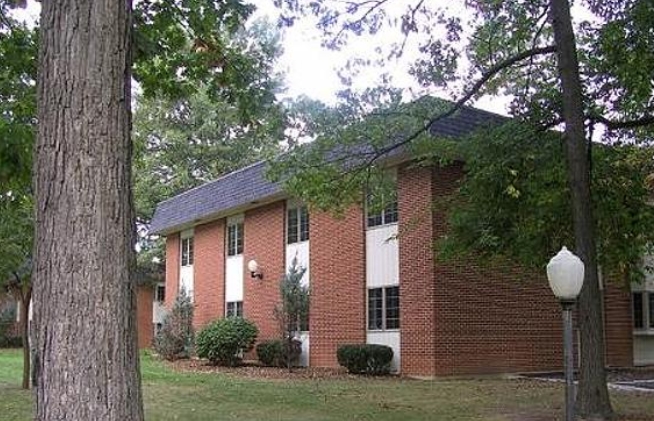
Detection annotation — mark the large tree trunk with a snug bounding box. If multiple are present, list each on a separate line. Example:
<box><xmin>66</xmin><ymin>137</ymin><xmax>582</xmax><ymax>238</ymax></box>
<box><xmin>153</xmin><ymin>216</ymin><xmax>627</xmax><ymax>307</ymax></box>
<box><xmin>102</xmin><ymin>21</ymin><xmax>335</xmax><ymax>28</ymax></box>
<box><xmin>549</xmin><ymin>1</ymin><xmax>613</xmax><ymax>419</ymax></box>
<box><xmin>32</xmin><ymin>1</ymin><xmax>143</xmax><ymax>420</ymax></box>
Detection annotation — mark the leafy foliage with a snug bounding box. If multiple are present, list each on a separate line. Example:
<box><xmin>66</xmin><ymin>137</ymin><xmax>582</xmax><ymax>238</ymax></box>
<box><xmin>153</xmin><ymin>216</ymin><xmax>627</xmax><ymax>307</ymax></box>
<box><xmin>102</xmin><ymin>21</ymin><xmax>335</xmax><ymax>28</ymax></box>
<box><xmin>255</xmin><ymin>339</ymin><xmax>283</xmax><ymax>366</ymax></box>
<box><xmin>133</xmin><ymin>1</ymin><xmax>281</xmax><ymax>123</ymax></box>
<box><xmin>255</xmin><ymin>338</ymin><xmax>301</xmax><ymax>367</ymax></box>
<box><xmin>0</xmin><ymin>16</ymin><xmax>37</xmax><ymax>193</ymax></box>
<box><xmin>195</xmin><ymin>317</ymin><xmax>258</xmax><ymax>366</ymax></box>
<box><xmin>432</xmin><ymin>124</ymin><xmax>654</xmax><ymax>284</ymax></box>
<box><xmin>336</xmin><ymin>344</ymin><xmax>393</xmax><ymax>375</ymax></box>
<box><xmin>153</xmin><ymin>288</ymin><xmax>194</xmax><ymax>361</ymax></box>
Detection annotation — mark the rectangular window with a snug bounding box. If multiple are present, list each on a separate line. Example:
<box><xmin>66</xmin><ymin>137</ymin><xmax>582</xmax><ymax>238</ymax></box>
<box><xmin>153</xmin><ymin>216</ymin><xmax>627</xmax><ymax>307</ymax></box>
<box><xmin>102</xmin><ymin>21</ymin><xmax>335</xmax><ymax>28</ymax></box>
<box><xmin>287</xmin><ymin>205</ymin><xmax>309</xmax><ymax>244</ymax></box>
<box><xmin>368</xmin><ymin>286</ymin><xmax>400</xmax><ymax>330</ymax></box>
<box><xmin>155</xmin><ymin>285</ymin><xmax>166</xmax><ymax>302</ymax></box>
<box><xmin>368</xmin><ymin>288</ymin><xmax>383</xmax><ymax>330</ymax></box>
<box><xmin>226</xmin><ymin>301</ymin><xmax>243</xmax><ymax>318</ymax></box>
<box><xmin>366</xmin><ymin>193</ymin><xmax>398</xmax><ymax>228</ymax></box>
<box><xmin>385</xmin><ymin>286</ymin><xmax>400</xmax><ymax>329</ymax></box>
<box><xmin>649</xmin><ymin>293</ymin><xmax>654</xmax><ymax>329</ymax></box>
<box><xmin>299</xmin><ymin>310</ymin><xmax>310</xmax><ymax>332</ymax></box>
<box><xmin>227</xmin><ymin>222</ymin><xmax>244</xmax><ymax>256</ymax></box>
<box><xmin>181</xmin><ymin>237</ymin><xmax>194</xmax><ymax>266</ymax></box>
<box><xmin>633</xmin><ymin>292</ymin><xmax>644</xmax><ymax>329</ymax></box>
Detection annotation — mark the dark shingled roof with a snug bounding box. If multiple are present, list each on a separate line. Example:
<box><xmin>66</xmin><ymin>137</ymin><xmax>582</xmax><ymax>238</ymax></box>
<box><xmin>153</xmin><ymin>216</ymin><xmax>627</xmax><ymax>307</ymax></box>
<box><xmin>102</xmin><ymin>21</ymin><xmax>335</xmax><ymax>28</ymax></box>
<box><xmin>149</xmin><ymin>161</ymin><xmax>283</xmax><ymax>235</ymax></box>
<box><xmin>149</xmin><ymin>105</ymin><xmax>508</xmax><ymax>235</ymax></box>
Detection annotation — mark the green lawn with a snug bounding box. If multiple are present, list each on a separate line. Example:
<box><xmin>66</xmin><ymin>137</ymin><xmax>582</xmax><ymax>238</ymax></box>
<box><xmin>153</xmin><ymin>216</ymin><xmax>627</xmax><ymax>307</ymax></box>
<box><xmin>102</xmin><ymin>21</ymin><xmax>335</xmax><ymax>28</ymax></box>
<box><xmin>1</xmin><ymin>349</ymin><xmax>653</xmax><ymax>420</ymax></box>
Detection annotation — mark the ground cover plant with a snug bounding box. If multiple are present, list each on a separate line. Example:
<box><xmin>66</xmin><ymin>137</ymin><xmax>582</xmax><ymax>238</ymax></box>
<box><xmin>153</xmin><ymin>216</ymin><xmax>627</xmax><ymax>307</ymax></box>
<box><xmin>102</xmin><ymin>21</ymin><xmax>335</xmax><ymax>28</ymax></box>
<box><xmin>2</xmin><ymin>349</ymin><xmax>654</xmax><ymax>420</ymax></box>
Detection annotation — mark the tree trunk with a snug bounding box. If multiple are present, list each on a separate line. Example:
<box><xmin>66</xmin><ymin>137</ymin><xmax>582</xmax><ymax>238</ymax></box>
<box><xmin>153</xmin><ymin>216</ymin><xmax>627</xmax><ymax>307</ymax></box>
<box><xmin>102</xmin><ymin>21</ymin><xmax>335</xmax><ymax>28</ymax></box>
<box><xmin>32</xmin><ymin>1</ymin><xmax>143</xmax><ymax>420</ymax></box>
<box><xmin>549</xmin><ymin>1</ymin><xmax>613</xmax><ymax>419</ymax></box>
<box><xmin>20</xmin><ymin>288</ymin><xmax>31</xmax><ymax>390</ymax></box>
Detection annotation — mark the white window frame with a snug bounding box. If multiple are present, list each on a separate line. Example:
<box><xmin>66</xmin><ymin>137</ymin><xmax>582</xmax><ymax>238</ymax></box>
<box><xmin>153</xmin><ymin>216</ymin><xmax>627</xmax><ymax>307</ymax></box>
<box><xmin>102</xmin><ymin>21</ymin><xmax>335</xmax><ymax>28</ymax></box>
<box><xmin>287</xmin><ymin>203</ymin><xmax>309</xmax><ymax>244</ymax></box>
<box><xmin>226</xmin><ymin>301</ymin><xmax>243</xmax><ymax>318</ymax></box>
<box><xmin>227</xmin><ymin>220</ymin><xmax>244</xmax><ymax>257</ymax></box>
<box><xmin>180</xmin><ymin>231</ymin><xmax>194</xmax><ymax>267</ymax></box>
<box><xmin>367</xmin><ymin>285</ymin><xmax>400</xmax><ymax>331</ymax></box>
<box><xmin>366</xmin><ymin>171</ymin><xmax>398</xmax><ymax>229</ymax></box>
<box><xmin>633</xmin><ymin>291</ymin><xmax>654</xmax><ymax>332</ymax></box>
<box><xmin>155</xmin><ymin>284</ymin><xmax>166</xmax><ymax>302</ymax></box>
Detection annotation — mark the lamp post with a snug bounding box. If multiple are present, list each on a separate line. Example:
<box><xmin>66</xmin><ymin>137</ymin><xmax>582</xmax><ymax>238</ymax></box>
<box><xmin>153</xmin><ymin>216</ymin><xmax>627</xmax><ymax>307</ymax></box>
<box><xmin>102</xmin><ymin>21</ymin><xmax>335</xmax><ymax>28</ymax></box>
<box><xmin>547</xmin><ymin>247</ymin><xmax>585</xmax><ymax>421</ymax></box>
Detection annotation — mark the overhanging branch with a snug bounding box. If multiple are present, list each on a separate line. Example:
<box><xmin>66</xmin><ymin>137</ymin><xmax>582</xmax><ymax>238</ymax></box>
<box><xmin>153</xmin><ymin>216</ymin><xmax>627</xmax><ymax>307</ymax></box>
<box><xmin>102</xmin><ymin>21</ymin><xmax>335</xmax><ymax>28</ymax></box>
<box><xmin>592</xmin><ymin>114</ymin><xmax>654</xmax><ymax>130</ymax></box>
<box><xmin>369</xmin><ymin>45</ymin><xmax>557</xmax><ymax>161</ymax></box>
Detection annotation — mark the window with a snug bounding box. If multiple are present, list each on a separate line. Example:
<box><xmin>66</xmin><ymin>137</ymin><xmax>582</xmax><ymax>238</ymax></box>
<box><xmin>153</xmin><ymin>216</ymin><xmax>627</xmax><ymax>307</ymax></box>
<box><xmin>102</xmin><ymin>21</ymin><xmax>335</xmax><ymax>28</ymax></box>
<box><xmin>226</xmin><ymin>301</ymin><xmax>243</xmax><ymax>318</ymax></box>
<box><xmin>227</xmin><ymin>221</ymin><xmax>244</xmax><ymax>256</ymax></box>
<box><xmin>155</xmin><ymin>285</ymin><xmax>165</xmax><ymax>302</ymax></box>
<box><xmin>633</xmin><ymin>292</ymin><xmax>654</xmax><ymax>330</ymax></box>
<box><xmin>299</xmin><ymin>311</ymin><xmax>310</xmax><ymax>332</ymax></box>
<box><xmin>287</xmin><ymin>205</ymin><xmax>309</xmax><ymax>244</ymax></box>
<box><xmin>368</xmin><ymin>286</ymin><xmax>400</xmax><ymax>330</ymax></box>
<box><xmin>181</xmin><ymin>236</ymin><xmax>194</xmax><ymax>266</ymax></box>
<box><xmin>366</xmin><ymin>193</ymin><xmax>398</xmax><ymax>228</ymax></box>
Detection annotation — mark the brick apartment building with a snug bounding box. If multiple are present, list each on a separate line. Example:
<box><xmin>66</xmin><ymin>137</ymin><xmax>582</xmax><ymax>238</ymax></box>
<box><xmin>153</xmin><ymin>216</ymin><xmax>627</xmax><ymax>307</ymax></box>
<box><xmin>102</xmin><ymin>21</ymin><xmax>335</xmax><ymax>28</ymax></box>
<box><xmin>148</xmin><ymin>106</ymin><xmax>652</xmax><ymax>376</ymax></box>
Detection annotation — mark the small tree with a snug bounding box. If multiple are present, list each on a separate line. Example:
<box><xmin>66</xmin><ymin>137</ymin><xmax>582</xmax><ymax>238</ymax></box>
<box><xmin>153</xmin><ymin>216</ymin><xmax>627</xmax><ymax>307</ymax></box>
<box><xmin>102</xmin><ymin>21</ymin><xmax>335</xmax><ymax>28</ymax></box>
<box><xmin>153</xmin><ymin>288</ymin><xmax>194</xmax><ymax>361</ymax></box>
<box><xmin>274</xmin><ymin>257</ymin><xmax>309</xmax><ymax>371</ymax></box>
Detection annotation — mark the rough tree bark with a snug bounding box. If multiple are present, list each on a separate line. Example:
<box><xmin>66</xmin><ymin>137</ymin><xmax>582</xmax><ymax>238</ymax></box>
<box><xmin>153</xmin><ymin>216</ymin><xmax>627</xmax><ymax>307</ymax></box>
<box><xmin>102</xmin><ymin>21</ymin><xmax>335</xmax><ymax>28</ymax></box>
<box><xmin>549</xmin><ymin>0</ymin><xmax>613</xmax><ymax>418</ymax></box>
<box><xmin>32</xmin><ymin>1</ymin><xmax>144</xmax><ymax>420</ymax></box>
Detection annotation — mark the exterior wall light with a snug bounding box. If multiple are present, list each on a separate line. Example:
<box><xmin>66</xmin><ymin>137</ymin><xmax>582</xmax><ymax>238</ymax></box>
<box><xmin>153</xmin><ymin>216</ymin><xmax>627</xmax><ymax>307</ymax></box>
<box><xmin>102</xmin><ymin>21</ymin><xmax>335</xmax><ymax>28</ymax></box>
<box><xmin>546</xmin><ymin>246</ymin><xmax>584</xmax><ymax>421</ymax></box>
<box><xmin>248</xmin><ymin>259</ymin><xmax>263</xmax><ymax>280</ymax></box>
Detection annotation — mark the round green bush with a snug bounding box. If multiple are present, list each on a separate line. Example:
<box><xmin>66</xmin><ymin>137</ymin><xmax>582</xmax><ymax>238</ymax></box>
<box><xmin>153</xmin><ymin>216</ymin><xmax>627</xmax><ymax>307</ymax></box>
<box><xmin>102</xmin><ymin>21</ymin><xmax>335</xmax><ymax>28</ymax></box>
<box><xmin>196</xmin><ymin>318</ymin><xmax>258</xmax><ymax>366</ymax></box>
<box><xmin>256</xmin><ymin>338</ymin><xmax>302</xmax><ymax>367</ymax></box>
<box><xmin>256</xmin><ymin>340</ymin><xmax>283</xmax><ymax>366</ymax></box>
<box><xmin>337</xmin><ymin>344</ymin><xmax>393</xmax><ymax>375</ymax></box>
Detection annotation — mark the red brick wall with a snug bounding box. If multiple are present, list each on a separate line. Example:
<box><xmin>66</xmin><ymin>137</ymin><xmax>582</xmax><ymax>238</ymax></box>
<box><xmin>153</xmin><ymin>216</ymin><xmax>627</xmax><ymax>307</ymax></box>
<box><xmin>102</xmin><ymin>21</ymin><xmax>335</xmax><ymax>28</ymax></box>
<box><xmin>604</xmin><ymin>283</ymin><xmax>633</xmax><ymax>367</ymax></box>
<box><xmin>244</xmin><ymin>202</ymin><xmax>286</xmax><ymax>346</ymax></box>
<box><xmin>157</xmin><ymin>163</ymin><xmax>635</xmax><ymax>374</ymax></box>
<box><xmin>165</xmin><ymin>233</ymin><xmax>180</xmax><ymax>309</ymax></box>
<box><xmin>429</xmin><ymin>164</ymin><xmax>564</xmax><ymax>375</ymax></box>
<box><xmin>194</xmin><ymin>220</ymin><xmax>226</xmax><ymax>329</ymax></box>
<box><xmin>310</xmin><ymin>206</ymin><xmax>366</xmax><ymax>367</ymax></box>
<box><xmin>136</xmin><ymin>285</ymin><xmax>154</xmax><ymax>349</ymax></box>
<box><xmin>397</xmin><ymin>164</ymin><xmax>437</xmax><ymax>375</ymax></box>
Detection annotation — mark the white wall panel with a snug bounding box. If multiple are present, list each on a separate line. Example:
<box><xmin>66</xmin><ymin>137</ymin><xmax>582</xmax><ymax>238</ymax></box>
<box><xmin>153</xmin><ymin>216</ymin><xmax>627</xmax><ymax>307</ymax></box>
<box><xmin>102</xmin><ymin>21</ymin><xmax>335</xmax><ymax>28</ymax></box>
<box><xmin>286</xmin><ymin>241</ymin><xmax>310</xmax><ymax>287</ymax></box>
<box><xmin>152</xmin><ymin>301</ymin><xmax>166</xmax><ymax>324</ymax></box>
<box><xmin>298</xmin><ymin>332</ymin><xmax>310</xmax><ymax>367</ymax></box>
<box><xmin>179</xmin><ymin>265</ymin><xmax>194</xmax><ymax>301</ymax></box>
<box><xmin>225</xmin><ymin>255</ymin><xmax>244</xmax><ymax>302</ymax></box>
<box><xmin>367</xmin><ymin>331</ymin><xmax>401</xmax><ymax>372</ymax></box>
<box><xmin>366</xmin><ymin>224</ymin><xmax>399</xmax><ymax>287</ymax></box>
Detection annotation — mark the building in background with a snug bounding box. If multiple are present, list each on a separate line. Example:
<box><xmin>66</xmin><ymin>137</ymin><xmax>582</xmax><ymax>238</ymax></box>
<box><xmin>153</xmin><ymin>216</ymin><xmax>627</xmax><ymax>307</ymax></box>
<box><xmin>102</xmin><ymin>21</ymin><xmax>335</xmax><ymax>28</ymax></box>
<box><xmin>148</xmin><ymin>106</ymin><xmax>641</xmax><ymax>375</ymax></box>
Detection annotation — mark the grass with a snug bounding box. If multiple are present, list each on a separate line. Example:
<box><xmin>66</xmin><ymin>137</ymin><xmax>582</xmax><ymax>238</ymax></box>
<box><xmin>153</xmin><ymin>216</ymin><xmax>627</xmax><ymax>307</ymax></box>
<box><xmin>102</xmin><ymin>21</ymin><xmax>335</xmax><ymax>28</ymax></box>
<box><xmin>1</xmin><ymin>349</ymin><xmax>653</xmax><ymax>420</ymax></box>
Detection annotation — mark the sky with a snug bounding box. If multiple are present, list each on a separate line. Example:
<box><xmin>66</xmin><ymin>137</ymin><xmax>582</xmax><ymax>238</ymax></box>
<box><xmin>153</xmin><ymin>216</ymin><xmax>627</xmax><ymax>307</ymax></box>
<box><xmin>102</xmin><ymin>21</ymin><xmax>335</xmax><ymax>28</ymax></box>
<box><xmin>12</xmin><ymin>0</ymin><xmax>501</xmax><ymax>110</ymax></box>
<box><xmin>13</xmin><ymin>0</ymin><xmax>596</xmax><ymax>116</ymax></box>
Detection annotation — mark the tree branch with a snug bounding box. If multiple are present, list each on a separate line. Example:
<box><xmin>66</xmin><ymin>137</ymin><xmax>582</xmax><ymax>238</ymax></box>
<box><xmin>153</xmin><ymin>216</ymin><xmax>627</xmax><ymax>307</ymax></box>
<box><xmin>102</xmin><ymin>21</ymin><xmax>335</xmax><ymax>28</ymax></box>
<box><xmin>591</xmin><ymin>114</ymin><xmax>654</xmax><ymax>130</ymax></box>
<box><xmin>368</xmin><ymin>45</ymin><xmax>557</xmax><ymax>161</ymax></box>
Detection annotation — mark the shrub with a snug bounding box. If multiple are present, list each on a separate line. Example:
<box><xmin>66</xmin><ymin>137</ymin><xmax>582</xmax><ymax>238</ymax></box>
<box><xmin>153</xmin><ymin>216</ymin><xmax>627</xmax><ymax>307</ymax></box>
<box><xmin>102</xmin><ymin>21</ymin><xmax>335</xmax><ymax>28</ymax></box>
<box><xmin>0</xmin><ymin>307</ymin><xmax>21</xmax><ymax>349</ymax></box>
<box><xmin>337</xmin><ymin>344</ymin><xmax>394</xmax><ymax>375</ymax></box>
<box><xmin>153</xmin><ymin>288</ymin><xmax>194</xmax><ymax>361</ymax></box>
<box><xmin>196</xmin><ymin>317</ymin><xmax>258</xmax><ymax>366</ymax></box>
<box><xmin>256</xmin><ymin>340</ymin><xmax>282</xmax><ymax>366</ymax></box>
<box><xmin>256</xmin><ymin>338</ymin><xmax>302</xmax><ymax>367</ymax></box>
